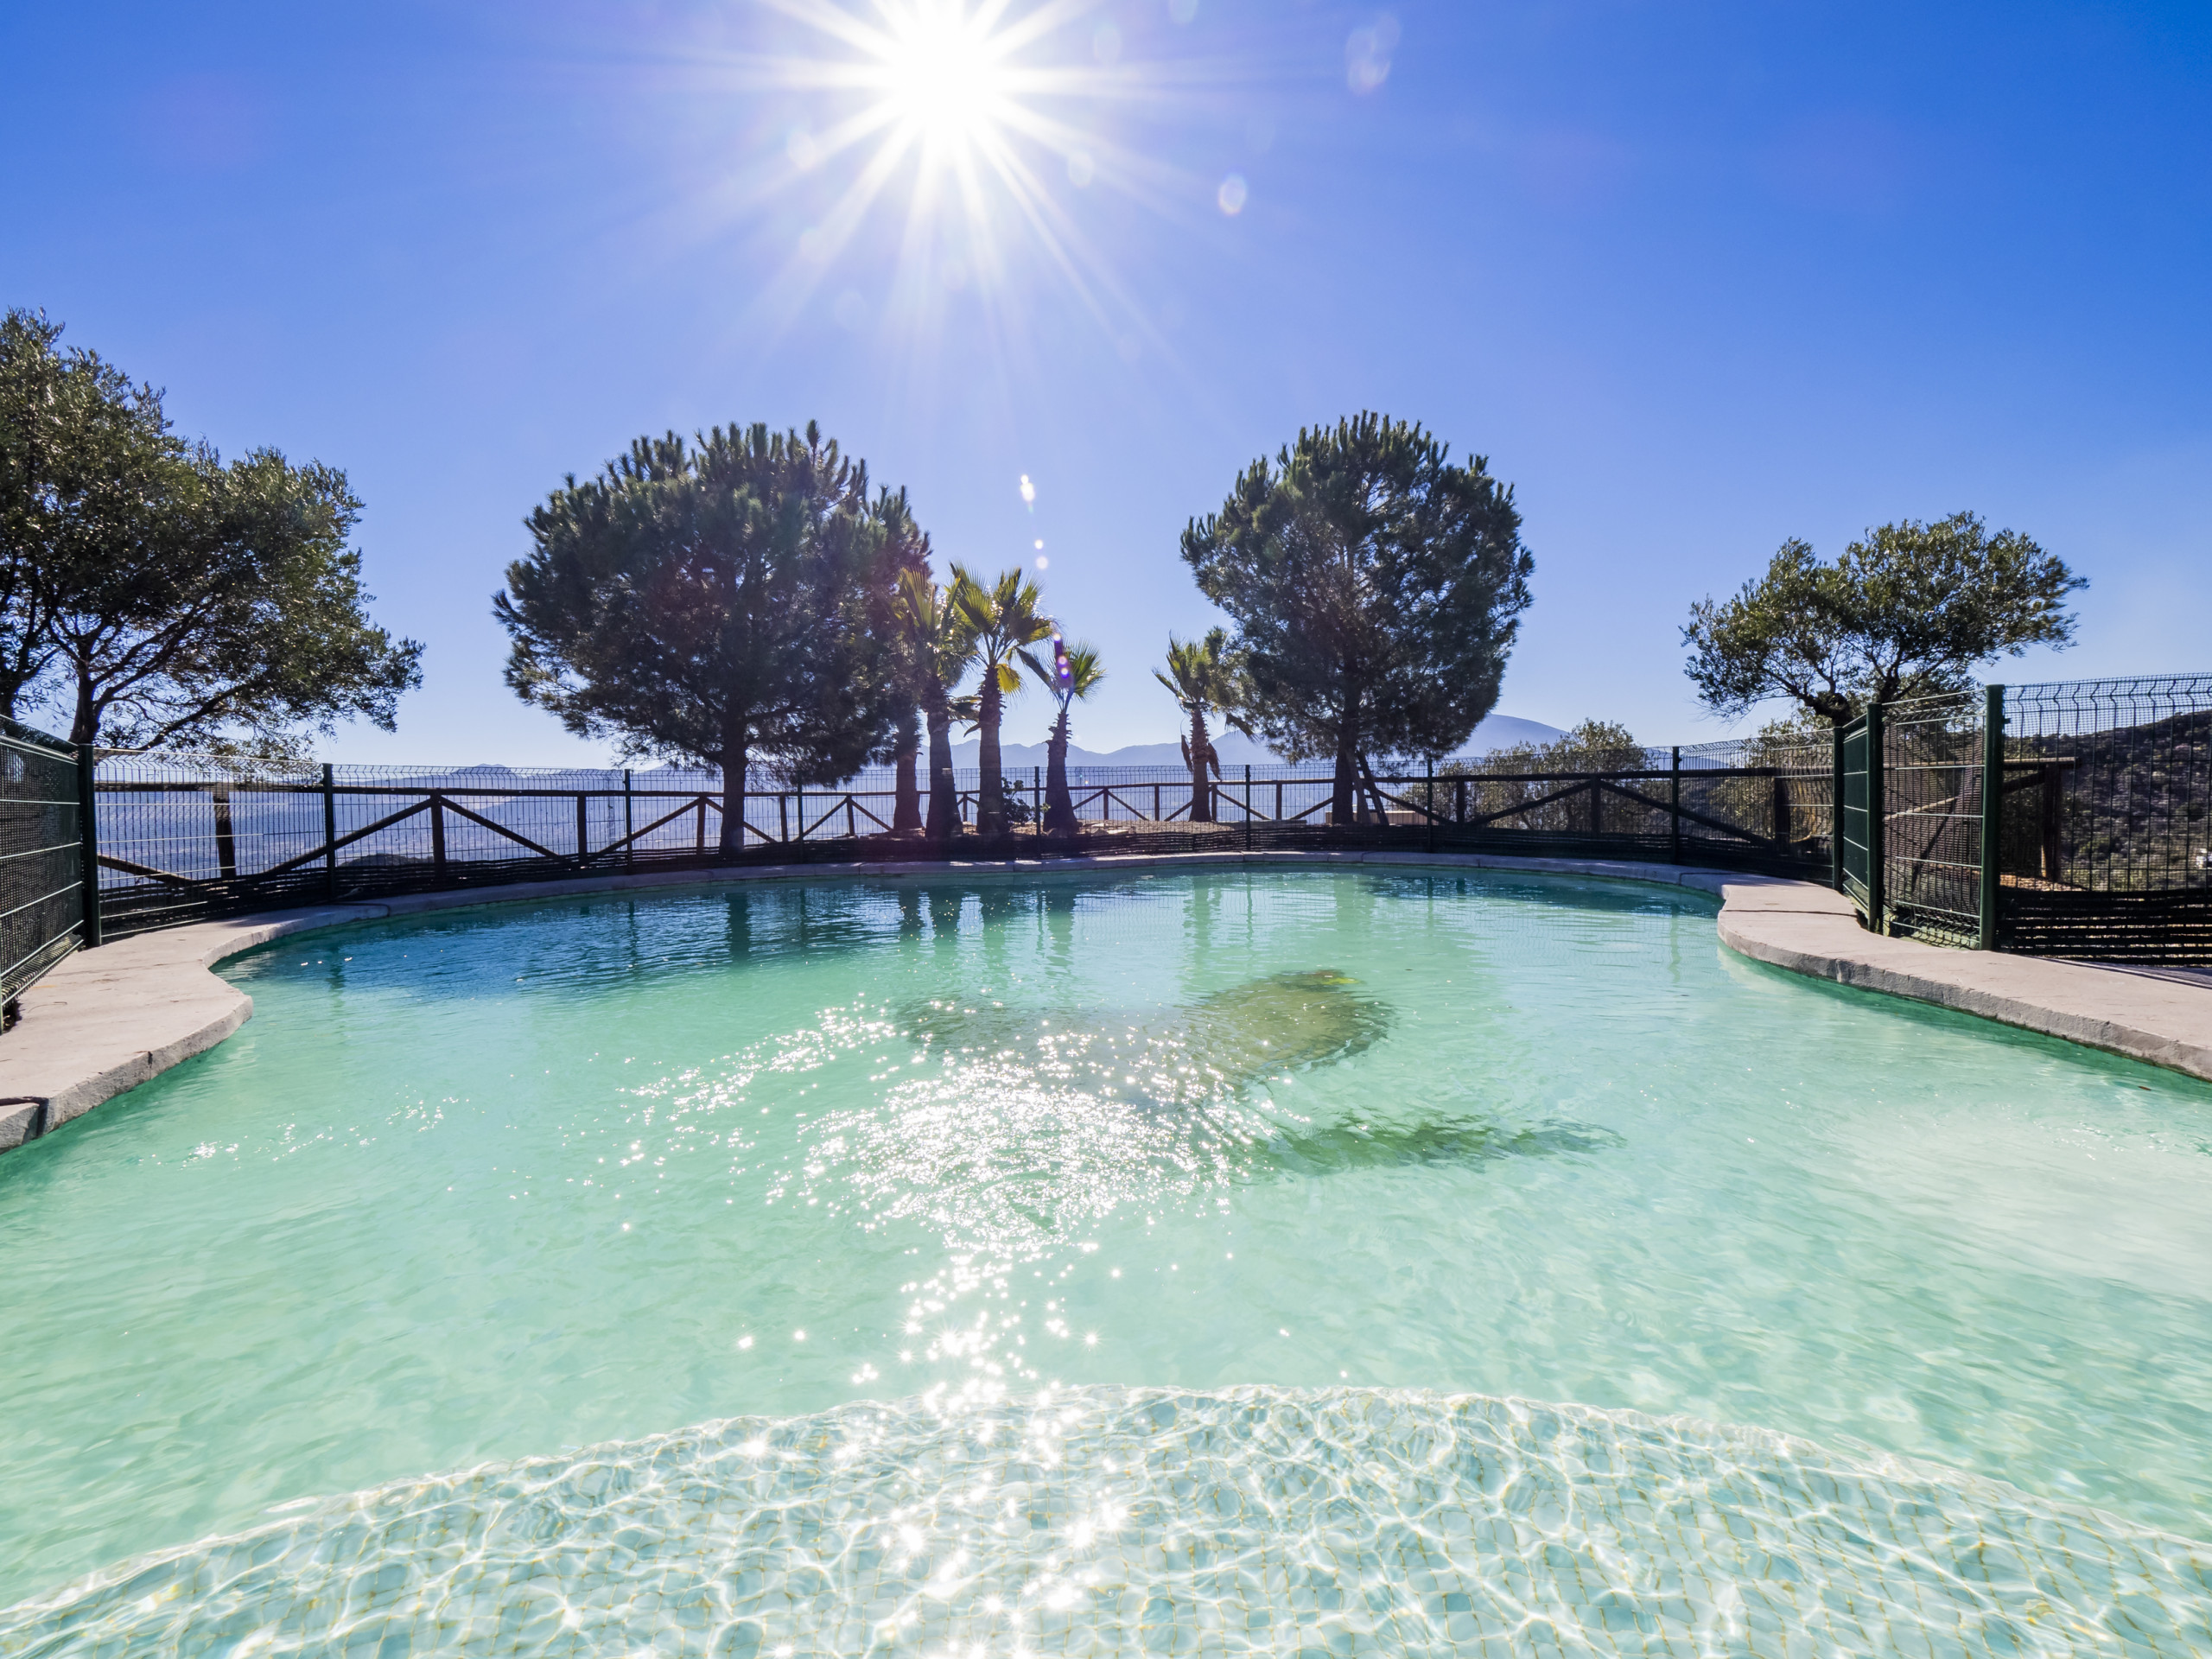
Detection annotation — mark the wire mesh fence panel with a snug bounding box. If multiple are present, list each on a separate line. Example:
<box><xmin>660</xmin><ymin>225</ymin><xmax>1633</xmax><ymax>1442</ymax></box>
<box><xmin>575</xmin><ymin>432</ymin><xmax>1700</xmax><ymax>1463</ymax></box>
<box><xmin>1997</xmin><ymin>675</ymin><xmax>2212</xmax><ymax>960</ymax></box>
<box><xmin>1878</xmin><ymin>692</ymin><xmax>1986</xmax><ymax>948</ymax></box>
<box><xmin>0</xmin><ymin>719</ymin><xmax>86</xmax><ymax>1006</ymax></box>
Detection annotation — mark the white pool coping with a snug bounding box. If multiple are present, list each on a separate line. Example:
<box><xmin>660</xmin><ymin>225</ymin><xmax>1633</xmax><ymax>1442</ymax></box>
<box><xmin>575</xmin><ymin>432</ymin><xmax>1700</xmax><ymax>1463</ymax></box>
<box><xmin>4</xmin><ymin>850</ymin><xmax>2209</xmax><ymax>1152</ymax></box>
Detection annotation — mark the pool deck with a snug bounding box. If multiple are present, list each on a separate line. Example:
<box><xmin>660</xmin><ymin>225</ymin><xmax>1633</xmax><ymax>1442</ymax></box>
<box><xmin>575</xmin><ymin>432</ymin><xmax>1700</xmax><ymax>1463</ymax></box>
<box><xmin>4</xmin><ymin>851</ymin><xmax>2209</xmax><ymax>1152</ymax></box>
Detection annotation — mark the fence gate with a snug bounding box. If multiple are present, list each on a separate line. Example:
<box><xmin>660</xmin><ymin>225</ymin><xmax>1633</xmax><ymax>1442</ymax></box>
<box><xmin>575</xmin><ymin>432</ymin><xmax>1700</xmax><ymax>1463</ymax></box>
<box><xmin>1836</xmin><ymin>708</ymin><xmax>1881</xmax><ymax>929</ymax></box>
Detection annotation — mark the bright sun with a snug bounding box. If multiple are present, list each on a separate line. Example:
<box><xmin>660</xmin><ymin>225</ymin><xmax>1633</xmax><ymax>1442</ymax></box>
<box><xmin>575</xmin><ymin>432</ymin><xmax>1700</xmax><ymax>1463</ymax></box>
<box><xmin>876</xmin><ymin>5</ymin><xmax>1014</xmax><ymax>146</ymax></box>
<box><xmin>747</xmin><ymin>0</ymin><xmax>1191</xmax><ymax>356</ymax></box>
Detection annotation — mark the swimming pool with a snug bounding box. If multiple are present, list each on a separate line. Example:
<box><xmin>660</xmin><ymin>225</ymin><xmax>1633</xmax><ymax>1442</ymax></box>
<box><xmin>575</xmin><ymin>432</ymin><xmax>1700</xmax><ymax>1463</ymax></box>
<box><xmin>3</xmin><ymin>868</ymin><xmax>2209</xmax><ymax>1650</ymax></box>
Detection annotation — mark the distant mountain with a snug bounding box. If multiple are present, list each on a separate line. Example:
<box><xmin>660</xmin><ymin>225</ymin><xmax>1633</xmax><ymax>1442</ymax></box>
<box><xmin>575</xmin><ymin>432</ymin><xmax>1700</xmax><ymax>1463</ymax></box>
<box><xmin>950</xmin><ymin>714</ymin><xmax>1565</xmax><ymax>772</ymax></box>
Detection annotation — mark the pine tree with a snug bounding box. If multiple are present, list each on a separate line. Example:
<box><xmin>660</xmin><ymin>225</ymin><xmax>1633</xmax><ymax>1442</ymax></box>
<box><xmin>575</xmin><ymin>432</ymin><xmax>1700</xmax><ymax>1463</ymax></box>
<box><xmin>1181</xmin><ymin>412</ymin><xmax>1533</xmax><ymax>826</ymax></box>
<box><xmin>498</xmin><ymin>422</ymin><xmax>914</xmax><ymax>855</ymax></box>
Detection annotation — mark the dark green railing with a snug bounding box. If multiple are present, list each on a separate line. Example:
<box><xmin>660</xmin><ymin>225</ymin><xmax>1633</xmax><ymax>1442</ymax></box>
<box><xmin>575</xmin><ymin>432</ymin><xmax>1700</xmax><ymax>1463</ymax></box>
<box><xmin>0</xmin><ymin>717</ymin><xmax>89</xmax><ymax>1010</ymax></box>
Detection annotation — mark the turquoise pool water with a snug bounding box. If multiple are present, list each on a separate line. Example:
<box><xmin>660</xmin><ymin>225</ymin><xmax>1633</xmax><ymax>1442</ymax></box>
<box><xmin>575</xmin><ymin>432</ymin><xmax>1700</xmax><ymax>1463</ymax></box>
<box><xmin>3</xmin><ymin>868</ymin><xmax>2210</xmax><ymax>1649</ymax></box>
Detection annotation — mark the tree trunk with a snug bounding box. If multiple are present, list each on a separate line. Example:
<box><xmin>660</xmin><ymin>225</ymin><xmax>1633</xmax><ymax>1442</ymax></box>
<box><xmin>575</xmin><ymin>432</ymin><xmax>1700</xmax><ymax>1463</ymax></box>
<box><xmin>1189</xmin><ymin>706</ymin><xmax>1213</xmax><ymax>822</ymax></box>
<box><xmin>976</xmin><ymin>676</ymin><xmax>1005</xmax><ymax>837</ymax></box>
<box><xmin>1045</xmin><ymin>706</ymin><xmax>1076</xmax><ymax>834</ymax></box>
<box><xmin>717</xmin><ymin>706</ymin><xmax>749</xmax><ymax>856</ymax></box>
<box><xmin>925</xmin><ymin>703</ymin><xmax>957</xmax><ymax>840</ymax></box>
<box><xmin>892</xmin><ymin>709</ymin><xmax>922</xmax><ymax>832</ymax></box>
<box><xmin>71</xmin><ymin>666</ymin><xmax>98</xmax><ymax>747</ymax></box>
<box><xmin>1331</xmin><ymin>711</ymin><xmax>1359</xmax><ymax>826</ymax></box>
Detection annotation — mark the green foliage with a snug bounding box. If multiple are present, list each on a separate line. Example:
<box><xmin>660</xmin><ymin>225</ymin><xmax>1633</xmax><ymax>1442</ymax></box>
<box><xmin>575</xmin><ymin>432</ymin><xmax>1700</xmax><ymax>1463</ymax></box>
<box><xmin>0</xmin><ymin>308</ymin><xmax>422</xmax><ymax>754</ymax></box>
<box><xmin>497</xmin><ymin>422</ymin><xmax>918</xmax><ymax>853</ymax></box>
<box><xmin>950</xmin><ymin>563</ymin><xmax>1052</xmax><ymax>836</ymax></box>
<box><xmin>1020</xmin><ymin>639</ymin><xmax>1104</xmax><ymax>706</ymax></box>
<box><xmin>1020</xmin><ymin>636</ymin><xmax>1103</xmax><ymax>833</ymax></box>
<box><xmin>894</xmin><ymin>569</ymin><xmax>980</xmax><ymax>838</ymax></box>
<box><xmin>1442</xmin><ymin>720</ymin><xmax>1648</xmax><ymax>832</ymax></box>
<box><xmin>1154</xmin><ymin>626</ymin><xmax>1250</xmax><ymax>821</ymax></box>
<box><xmin>1683</xmin><ymin>513</ymin><xmax>2084</xmax><ymax>722</ymax></box>
<box><xmin>1180</xmin><ymin>411</ymin><xmax>1533</xmax><ymax>822</ymax></box>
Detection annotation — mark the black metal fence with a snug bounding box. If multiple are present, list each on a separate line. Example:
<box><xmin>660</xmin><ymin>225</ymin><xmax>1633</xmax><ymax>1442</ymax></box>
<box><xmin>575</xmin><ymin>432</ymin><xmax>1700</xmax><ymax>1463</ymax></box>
<box><xmin>1995</xmin><ymin>675</ymin><xmax>2212</xmax><ymax>960</ymax></box>
<box><xmin>0</xmin><ymin>719</ymin><xmax>88</xmax><ymax>1007</ymax></box>
<box><xmin>1879</xmin><ymin>691</ymin><xmax>1989</xmax><ymax>950</ymax></box>
<box><xmin>64</xmin><ymin>674</ymin><xmax>2212</xmax><ymax>963</ymax></box>
<box><xmin>89</xmin><ymin>738</ymin><xmax>1837</xmax><ymax>939</ymax></box>
<box><xmin>1834</xmin><ymin>674</ymin><xmax>2211</xmax><ymax>962</ymax></box>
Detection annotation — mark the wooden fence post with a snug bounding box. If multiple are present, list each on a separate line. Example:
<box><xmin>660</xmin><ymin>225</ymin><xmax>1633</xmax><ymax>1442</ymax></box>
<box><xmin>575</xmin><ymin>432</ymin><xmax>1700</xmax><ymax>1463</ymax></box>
<box><xmin>1772</xmin><ymin>773</ymin><xmax>1792</xmax><ymax>849</ymax></box>
<box><xmin>1669</xmin><ymin>747</ymin><xmax>1682</xmax><ymax>865</ymax></box>
<box><xmin>430</xmin><ymin>795</ymin><xmax>448</xmax><ymax>880</ymax></box>
<box><xmin>576</xmin><ymin>791</ymin><xmax>589</xmax><ymax>868</ymax></box>
<box><xmin>77</xmin><ymin>742</ymin><xmax>103</xmax><ymax>949</ymax></box>
<box><xmin>1425</xmin><ymin>759</ymin><xmax>1435</xmax><ymax>854</ymax></box>
<box><xmin>2040</xmin><ymin>763</ymin><xmax>2063</xmax><ymax>883</ymax></box>
<box><xmin>624</xmin><ymin>770</ymin><xmax>634</xmax><ymax>873</ymax></box>
<box><xmin>322</xmin><ymin>763</ymin><xmax>339</xmax><ymax>901</ymax></box>
<box><xmin>1244</xmin><ymin>764</ymin><xmax>1253</xmax><ymax>853</ymax></box>
<box><xmin>213</xmin><ymin>782</ymin><xmax>238</xmax><ymax>882</ymax></box>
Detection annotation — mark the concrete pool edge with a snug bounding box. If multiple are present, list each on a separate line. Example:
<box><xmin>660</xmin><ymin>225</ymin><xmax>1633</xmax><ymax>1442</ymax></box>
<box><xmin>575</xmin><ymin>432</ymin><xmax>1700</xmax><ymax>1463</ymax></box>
<box><xmin>3</xmin><ymin>850</ymin><xmax>2208</xmax><ymax>1151</ymax></box>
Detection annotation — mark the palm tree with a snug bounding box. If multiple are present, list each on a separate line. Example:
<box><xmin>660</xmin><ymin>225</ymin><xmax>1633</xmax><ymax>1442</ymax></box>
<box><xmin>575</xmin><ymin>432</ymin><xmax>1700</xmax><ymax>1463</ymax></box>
<box><xmin>891</xmin><ymin>569</ymin><xmax>979</xmax><ymax>841</ymax></box>
<box><xmin>1019</xmin><ymin>634</ymin><xmax>1104</xmax><ymax>834</ymax></box>
<box><xmin>952</xmin><ymin>563</ymin><xmax>1052</xmax><ymax>836</ymax></box>
<box><xmin>1154</xmin><ymin>627</ymin><xmax>1251</xmax><ymax>823</ymax></box>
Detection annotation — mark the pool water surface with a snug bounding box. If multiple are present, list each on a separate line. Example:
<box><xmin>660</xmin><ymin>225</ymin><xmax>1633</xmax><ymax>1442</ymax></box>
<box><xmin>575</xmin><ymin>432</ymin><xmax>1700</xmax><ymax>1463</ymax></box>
<box><xmin>3</xmin><ymin>868</ymin><xmax>2209</xmax><ymax>1648</ymax></box>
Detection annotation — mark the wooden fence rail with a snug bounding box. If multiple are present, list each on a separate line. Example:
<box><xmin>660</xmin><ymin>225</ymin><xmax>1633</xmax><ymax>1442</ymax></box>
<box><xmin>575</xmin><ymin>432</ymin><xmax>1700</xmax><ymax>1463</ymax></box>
<box><xmin>92</xmin><ymin>766</ymin><xmax>1829</xmax><ymax>900</ymax></box>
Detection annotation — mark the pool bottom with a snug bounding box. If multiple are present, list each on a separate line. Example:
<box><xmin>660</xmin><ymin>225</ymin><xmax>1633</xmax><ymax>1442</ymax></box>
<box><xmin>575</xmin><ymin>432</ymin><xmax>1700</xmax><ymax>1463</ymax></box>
<box><xmin>6</xmin><ymin>1388</ymin><xmax>2205</xmax><ymax>1657</ymax></box>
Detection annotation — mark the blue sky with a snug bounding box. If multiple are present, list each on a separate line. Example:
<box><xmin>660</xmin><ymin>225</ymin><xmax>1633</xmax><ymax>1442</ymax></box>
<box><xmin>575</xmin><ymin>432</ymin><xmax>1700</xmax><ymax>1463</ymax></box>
<box><xmin>5</xmin><ymin>1</ymin><xmax>2207</xmax><ymax>765</ymax></box>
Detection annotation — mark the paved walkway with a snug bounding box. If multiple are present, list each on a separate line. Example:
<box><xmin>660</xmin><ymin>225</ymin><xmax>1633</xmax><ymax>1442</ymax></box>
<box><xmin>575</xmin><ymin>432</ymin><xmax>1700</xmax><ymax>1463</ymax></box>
<box><xmin>5</xmin><ymin>851</ymin><xmax>2208</xmax><ymax>1153</ymax></box>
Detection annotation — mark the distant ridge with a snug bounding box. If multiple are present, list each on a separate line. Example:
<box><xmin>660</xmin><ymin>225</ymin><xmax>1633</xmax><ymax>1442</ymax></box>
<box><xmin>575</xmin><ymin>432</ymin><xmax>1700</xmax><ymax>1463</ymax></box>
<box><xmin>950</xmin><ymin>715</ymin><xmax>1566</xmax><ymax>772</ymax></box>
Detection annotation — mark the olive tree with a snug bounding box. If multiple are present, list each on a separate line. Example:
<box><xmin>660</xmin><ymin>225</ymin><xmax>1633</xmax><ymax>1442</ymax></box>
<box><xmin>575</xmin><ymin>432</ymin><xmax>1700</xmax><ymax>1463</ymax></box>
<box><xmin>0</xmin><ymin>308</ymin><xmax>421</xmax><ymax>753</ymax></box>
<box><xmin>1683</xmin><ymin>512</ymin><xmax>2083</xmax><ymax>722</ymax></box>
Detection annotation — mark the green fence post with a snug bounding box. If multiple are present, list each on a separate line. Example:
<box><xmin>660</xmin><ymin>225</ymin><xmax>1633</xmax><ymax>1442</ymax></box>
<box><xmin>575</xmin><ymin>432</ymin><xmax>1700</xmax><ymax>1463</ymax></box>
<box><xmin>321</xmin><ymin>762</ymin><xmax>339</xmax><ymax>902</ymax></box>
<box><xmin>1979</xmin><ymin>684</ymin><xmax>2005</xmax><ymax>950</ymax></box>
<box><xmin>1866</xmin><ymin>701</ymin><xmax>1886</xmax><ymax>933</ymax></box>
<box><xmin>1669</xmin><ymin>747</ymin><xmax>1682</xmax><ymax>865</ymax></box>
<box><xmin>77</xmin><ymin>742</ymin><xmax>103</xmax><ymax>949</ymax></box>
<box><xmin>1829</xmin><ymin>727</ymin><xmax>1845</xmax><ymax>893</ymax></box>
